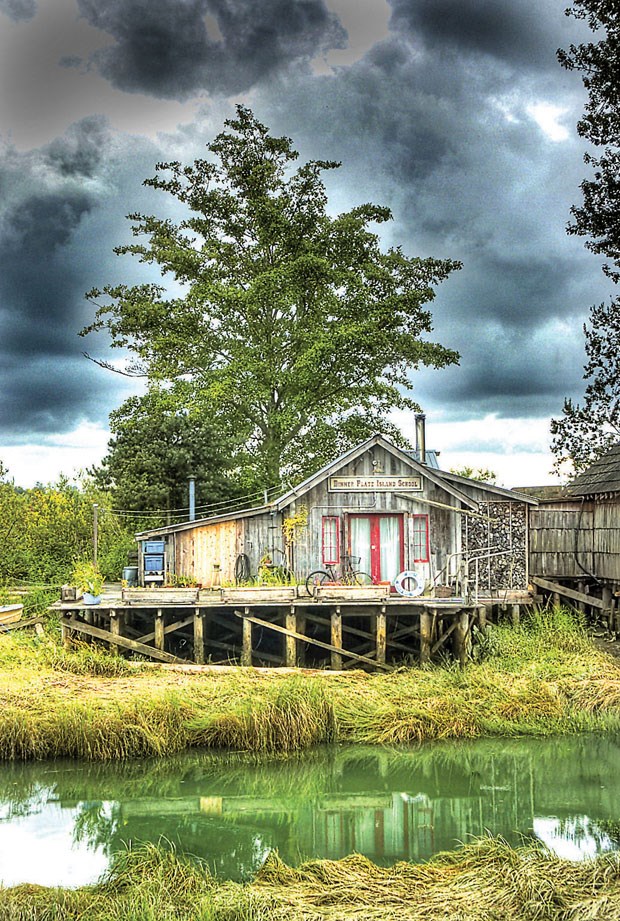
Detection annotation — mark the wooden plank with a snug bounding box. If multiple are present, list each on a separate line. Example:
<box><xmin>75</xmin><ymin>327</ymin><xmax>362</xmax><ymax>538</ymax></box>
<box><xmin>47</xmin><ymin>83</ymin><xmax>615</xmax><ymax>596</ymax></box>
<box><xmin>63</xmin><ymin>616</ymin><xmax>185</xmax><ymax>664</ymax></box>
<box><xmin>0</xmin><ymin>615</ymin><xmax>43</xmax><ymax>633</ymax></box>
<box><xmin>531</xmin><ymin>577</ymin><xmax>608</xmax><ymax>610</ymax></box>
<box><xmin>235</xmin><ymin>611</ymin><xmax>391</xmax><ymax>671</ymax></box>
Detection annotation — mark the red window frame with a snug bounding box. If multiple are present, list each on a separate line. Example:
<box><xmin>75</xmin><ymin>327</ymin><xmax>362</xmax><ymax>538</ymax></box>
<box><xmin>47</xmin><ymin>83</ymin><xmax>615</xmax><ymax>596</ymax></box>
<box><xmin>412</xmin><ymin>515</ymin><xmax>429</xmax><ymax>563</ymax></box>
<box><xmin>322</xmin><ymin>516</ymin><xmax>340</xmax><ymax>565</ymax></box>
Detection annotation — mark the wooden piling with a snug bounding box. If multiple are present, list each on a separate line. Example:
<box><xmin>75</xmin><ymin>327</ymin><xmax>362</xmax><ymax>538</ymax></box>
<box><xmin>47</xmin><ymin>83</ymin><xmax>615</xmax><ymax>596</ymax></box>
<box><xmin>109</xmin><ymin>609</ymin><xmax>122</xmax><ymax>656</ymax></box>
<box><xmin>154</xmin><ymin>609</ymin><xmax>165</xmax><ymax>652</ymax></box>
<box><xmin>193</xmin><ymin>609</ymin><xmax>205</xmax><ymax>665</ymax></box>
<box><xmin>453</xmin><ymin>610</ymin><xmax>470</xmax><ymax>667</ymax></box>
<box><xmin>477</xmin><ymin>604</ymin><xmax>487</xmax><ymax>633</ymax></box>
<box><xmin>331</xmin><ymin>608</ymin><xmax>343</xmax><ymax>671</ymax></box>
<box><xmin>510</xmin><ymin>604</ymin><xmax>520</xmax><ymax>627</ymax></box>
<box><xmin>241</xmin><ymin>608</ymin><xmax>252</xmax><ymax>666</ymax></box>
<box><xmin>375</xmin><ymin>611</ymin><xmax>387</xmax><ymax>666</ymax></box>
<box><xmin>420</xmin><ymin>611</ymin><xmax>432</xmax><ymax>664</ymax></box>
<box><xmin>285</xmin><ymin>609</ymin><xmax>297</xmax><ymax>667</ymax></box>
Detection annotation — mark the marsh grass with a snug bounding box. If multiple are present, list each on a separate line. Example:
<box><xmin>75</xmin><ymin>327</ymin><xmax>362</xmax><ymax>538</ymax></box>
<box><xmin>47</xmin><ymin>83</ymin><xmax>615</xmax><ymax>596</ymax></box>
<box><xmin>0</xmin><ymin>606</ymin><xmax>619</xmax><ymax>759</ymax></box>
<box><xmin>3</xmin><ymin>838</ymin><xmax>620</xmax><ymax>920</ymax></box>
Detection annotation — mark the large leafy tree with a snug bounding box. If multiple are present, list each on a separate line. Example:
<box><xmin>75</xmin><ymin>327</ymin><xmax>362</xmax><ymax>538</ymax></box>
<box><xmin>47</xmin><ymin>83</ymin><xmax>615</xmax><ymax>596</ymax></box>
<box><xmin>551</xmin><ymin>2</ymin><xmax>620</xmax><ymax>473</ymax></box>
<box><xmin>83</xmin><ymin>107</ymin><xmax>460</xmax><ymax>487</ymax></box>
<box><xmin>92</xmin><ymin>386</ymin><xmax>243</xmax><ymax>514</ymax></box>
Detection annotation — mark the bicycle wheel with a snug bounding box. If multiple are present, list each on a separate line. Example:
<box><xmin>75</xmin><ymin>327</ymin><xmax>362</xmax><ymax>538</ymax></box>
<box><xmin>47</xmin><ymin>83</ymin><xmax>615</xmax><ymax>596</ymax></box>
<box><xmin>306</xmin><ymin>570</ymin><xmax>331</xmax><ymax>595</ymax></box>
<box><xmin>350</xmin><ymin>570</ymin><xmax>373</xmax><ymax>586</ymax></box>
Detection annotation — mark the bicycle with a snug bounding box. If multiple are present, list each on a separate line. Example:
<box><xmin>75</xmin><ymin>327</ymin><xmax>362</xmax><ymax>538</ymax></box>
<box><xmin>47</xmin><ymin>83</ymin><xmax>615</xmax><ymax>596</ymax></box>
<box><xmin>305</xmin><ymin>555</ymin><xmax>373</xmax><ymax>595</ymax></box>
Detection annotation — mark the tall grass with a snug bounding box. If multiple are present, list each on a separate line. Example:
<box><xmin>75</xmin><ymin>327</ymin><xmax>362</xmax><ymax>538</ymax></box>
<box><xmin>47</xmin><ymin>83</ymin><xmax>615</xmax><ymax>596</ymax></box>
<box><xmin>2</xmin><ymin>837</ymin><xmax>620</xmax><ymax>920</ymax></box>
<box><xmin>0</xmin><ymin>607</ymin><xmax>619</xmax><ymax>760</ymax></box>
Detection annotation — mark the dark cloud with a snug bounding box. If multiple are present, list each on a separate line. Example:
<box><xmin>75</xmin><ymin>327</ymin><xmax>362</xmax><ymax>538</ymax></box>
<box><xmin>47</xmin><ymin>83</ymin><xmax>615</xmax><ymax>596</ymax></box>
<box><xmin>0</xmin><ymin>118</ymin><xmax>134</xmax><ymax>436</ymax></box>
<box><xmin>0</xmin><ymin>0</ymin><xmax>36</xmax><ymax>21</ymax></box>
<box><xmin>76</xmin><ymin>0</ymin><xmax>346</xmax><ymax>98</ymax></box>
<box><xmin>389</xmin><ymin>0</ymin><xmax>562</xmax><ymax>71</ymax></box>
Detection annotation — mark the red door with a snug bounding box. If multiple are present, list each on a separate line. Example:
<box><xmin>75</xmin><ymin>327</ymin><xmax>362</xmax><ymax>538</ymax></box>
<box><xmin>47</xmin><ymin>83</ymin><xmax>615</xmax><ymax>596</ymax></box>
<box><xmin>349</xmin><ymin>514</ymin><xmax>404</xmax><ymax>583</ymax></box>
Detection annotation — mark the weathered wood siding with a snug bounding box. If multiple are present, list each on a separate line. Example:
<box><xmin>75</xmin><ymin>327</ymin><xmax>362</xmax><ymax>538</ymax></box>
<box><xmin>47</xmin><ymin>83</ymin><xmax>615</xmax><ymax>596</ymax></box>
<box><xmin>283</xmin><ymin>445</ymin><xmax>460</xmax><ymax>582</ymax></box>
<box><xmin>528</xmin><ymin>501</ymin><xmax>594</xmax><ymax>580</ymax></box>
<box><xmin>529</xmin><ymin>498</ymin><xmax>620</xmax><ymax>584</ymax></box>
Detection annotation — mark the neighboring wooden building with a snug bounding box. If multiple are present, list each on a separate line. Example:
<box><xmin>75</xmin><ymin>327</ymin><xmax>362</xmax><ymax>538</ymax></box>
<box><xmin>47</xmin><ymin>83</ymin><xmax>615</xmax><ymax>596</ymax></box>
<box><xmin>529</xmin><ymin>444</ymin><xmax>620</xmax><ymax>601</ymax></box>
<box><xmin>136</xmin><ymin>433</ymin><xmax>536</xmax><ymax>599</ymax></box>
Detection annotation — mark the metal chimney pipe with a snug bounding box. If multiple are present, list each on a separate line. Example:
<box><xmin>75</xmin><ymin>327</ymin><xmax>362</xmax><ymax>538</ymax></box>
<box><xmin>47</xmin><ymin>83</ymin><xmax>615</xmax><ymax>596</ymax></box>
<box><xmin>188</xmin><ymin>476</ymin><xmax>196</xmax><ymax>521</ymax></box>
<box><xmin>415</xmin><ymin>413</ymin><xmax>427</xmax><ymax>465</ymax></box>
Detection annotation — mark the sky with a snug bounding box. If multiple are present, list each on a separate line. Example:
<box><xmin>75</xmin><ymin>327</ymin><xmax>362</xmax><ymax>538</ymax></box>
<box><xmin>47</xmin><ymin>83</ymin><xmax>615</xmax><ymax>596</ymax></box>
<box><xmin>0</xmin><ymin>0</ymin><xmax>611</xmax><ymax>489</ymax></box>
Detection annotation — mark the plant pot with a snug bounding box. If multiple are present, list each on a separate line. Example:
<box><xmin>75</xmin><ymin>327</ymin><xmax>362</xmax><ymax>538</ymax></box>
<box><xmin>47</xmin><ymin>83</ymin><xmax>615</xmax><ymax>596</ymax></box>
<box><xmin>82</xmin><ymin>592</ymin><xmax>101</xmax><ymax>605</ymax></box>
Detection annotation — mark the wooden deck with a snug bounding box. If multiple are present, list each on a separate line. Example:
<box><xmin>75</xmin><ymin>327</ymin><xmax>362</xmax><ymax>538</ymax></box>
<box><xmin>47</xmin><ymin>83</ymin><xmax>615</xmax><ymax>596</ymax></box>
<box><xmin>51</xmin><ymin>586</ymin><xmax>537</xmax><ymax>670</ymax></box>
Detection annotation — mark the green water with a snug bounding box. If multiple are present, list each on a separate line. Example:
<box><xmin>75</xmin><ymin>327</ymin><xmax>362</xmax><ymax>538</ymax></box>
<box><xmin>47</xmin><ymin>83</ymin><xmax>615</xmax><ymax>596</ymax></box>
<box><xmin>1</xmin><ymin>735</ymin><xmax>619</xmax><ymax>887</ymax></box>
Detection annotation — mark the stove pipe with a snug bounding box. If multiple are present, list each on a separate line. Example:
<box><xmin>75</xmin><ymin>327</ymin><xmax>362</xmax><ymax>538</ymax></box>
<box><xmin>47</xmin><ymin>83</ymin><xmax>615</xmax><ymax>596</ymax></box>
<box><xmin>415</xmin><ymin>413</ymin><xmax>426</xmax><ymax>465</ymax></box>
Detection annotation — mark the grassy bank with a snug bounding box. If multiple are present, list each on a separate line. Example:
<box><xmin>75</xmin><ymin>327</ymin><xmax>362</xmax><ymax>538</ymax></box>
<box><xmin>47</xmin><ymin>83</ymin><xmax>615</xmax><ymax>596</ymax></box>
<box><xmin>2</xmin><ymin>837</ymin><xmax>620</xmax><ymax>920</ymax></box>
<box><xmin>1</xmin><ymin>607</ymin><xmax>620</xmax><ymax>759</ymax></box>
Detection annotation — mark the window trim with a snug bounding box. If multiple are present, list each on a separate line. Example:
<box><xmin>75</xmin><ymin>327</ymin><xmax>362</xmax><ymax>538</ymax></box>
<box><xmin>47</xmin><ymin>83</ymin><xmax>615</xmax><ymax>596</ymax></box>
<box><xmin>411</xmin><ymin>514</ymin><xmax>429</xmax><ymax>563</ymax></box>
<box><xmin>322</xmin><ymin>516</ymin><xmax>340</xmax><ymax>565</ymax></box>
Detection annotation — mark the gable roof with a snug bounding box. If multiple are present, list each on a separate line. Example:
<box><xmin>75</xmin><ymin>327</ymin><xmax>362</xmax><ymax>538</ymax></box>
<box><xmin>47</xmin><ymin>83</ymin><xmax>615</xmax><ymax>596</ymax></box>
<box><xmin>568</xmin><ymin>443</ymin><xmax>620</xmax><ymax>497</ymax></box>
<box><xmin>433</xmin><ymin>469</ymin><xmax>538</xmax><ymax>505</ymax></box>
<box><xmin>274</xmin><ymin>434</ymin><xmax>479</xmax><ymax>511</ymax></box>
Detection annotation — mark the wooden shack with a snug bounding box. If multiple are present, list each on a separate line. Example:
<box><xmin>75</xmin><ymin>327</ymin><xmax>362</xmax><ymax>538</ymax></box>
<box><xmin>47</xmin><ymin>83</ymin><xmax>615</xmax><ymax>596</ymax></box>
<box><xmin>136</xmin><ymin>433</ymin><xmax>536</xmax><ymax>599</ymax></box>
<box><xmin>528</xmin><ymin>444</ymin><xmax>620</xmax><ymax>617</ymax></box>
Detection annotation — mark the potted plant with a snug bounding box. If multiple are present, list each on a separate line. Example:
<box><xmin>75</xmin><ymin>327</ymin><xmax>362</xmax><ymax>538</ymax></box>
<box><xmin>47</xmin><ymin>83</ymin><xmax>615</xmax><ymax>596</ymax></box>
<box><xmin>72</xmin><ymin>560</ymin><xmax>104</xmax><ymax>605</ymax></box>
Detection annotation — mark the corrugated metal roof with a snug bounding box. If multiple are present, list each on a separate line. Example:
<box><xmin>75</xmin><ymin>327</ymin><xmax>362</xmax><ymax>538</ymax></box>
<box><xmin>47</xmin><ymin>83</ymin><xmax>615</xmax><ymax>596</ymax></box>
<box><xmin>406</xmin><ymin>449</ymin><xmax>441</xmax><ymax>468</ymax></box>
<box><xmin>568</xmin><ymin>443</ymin><xmax>620</xmax><ymax>497</ymax></box>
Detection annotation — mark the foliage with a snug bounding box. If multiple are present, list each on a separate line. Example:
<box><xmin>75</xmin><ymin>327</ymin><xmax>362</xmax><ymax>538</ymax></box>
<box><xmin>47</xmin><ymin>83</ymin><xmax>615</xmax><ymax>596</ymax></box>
<box><xmin>0</xmin><ymin>463</ymin><xmax>136</xmax><ymax>585</ymax></box>
<box><xmin>92</xmin><ymin>384</ymin><xmax>243</xmax><ymax>513</ymax></box>
<box><xmin>558</xmin><ymin>0</ymin><xmax>620</xmax><ymax>281</ymax></box>
<box><xmin>82</xmin><ymin>106</ymin><xmax>460</xmax><ymax>487</ymax></box>
<box><xmin>72</xmin><ymin>560</ymin><xmax>105</xmax><ymax>596</ymax></box>
<box><xmin>449</xmin><ymin>465</ymin><xmax>498</xmax><ymax>484</ymax></box>
<box><xmin>551</xmin><ymin>299</ymin><xmax>620</xmax><ymax>473</ymax></box>
<box><xmin>552</xmin><ymin>3</ymin><xmax>620</xmax><ymax>474</ymax></box>
<box><xmin>282</xmin><ymin>504</ymin><xmax>308</xmax><ymax>545</ymax></box>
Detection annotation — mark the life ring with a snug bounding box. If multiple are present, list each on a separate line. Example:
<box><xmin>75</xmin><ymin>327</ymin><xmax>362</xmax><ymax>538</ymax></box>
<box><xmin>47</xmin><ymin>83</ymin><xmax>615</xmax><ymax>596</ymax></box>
<box><xmin>393</xmin><ymin>570</ymin><xmax>425</xmax><ymax>597</ymax></box>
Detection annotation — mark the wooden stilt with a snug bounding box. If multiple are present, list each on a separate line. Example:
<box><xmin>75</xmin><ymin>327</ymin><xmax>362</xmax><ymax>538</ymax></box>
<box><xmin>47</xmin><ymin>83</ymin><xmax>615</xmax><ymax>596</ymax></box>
<box><xmin>453</xmin><ymin>610</ymin><xmax>470</xmax><ymax>667</ymax></box>
<box><xmin>375</xmin><ymin>611</ymin><xmax>387</xmax><ymax>666</ymax></box>
<box><xmin>194</xmin><ymin>608</ymin><xmax>205</xmax><ymax>665</ymax></box>
<box><xmin>553</xmin><ymin>592</ymin><xmax>561</xmax><ymax>608</ymax></box>
<box><xmin>241</xmin><ymin>607</ymin><xmax>252</xmax><ymax>666</ymax></box>
<box><xmin>477</xmin><ymin>605</ymin><xmax>487</xmax><ymax>633</ymax></box>
<box><xmin>109</xmin><ymin>609</ymin><xmax>122</xmax><ymax>656</ymax></box>
<box><xmin>331</xmin><ymin>608</ymin><xmax>343</xmax><ymax>671</ymax></box>
<box><xmin>577</xmin><ymin>581</ymin><xmax>586</xmax><ymax>613</ymax></box>
<box><xmin>510</xmin><ymin>604</ymin><xmax>520</xmax><ymax>627</ymax></box>
<box><xmin>154</xmin><ymin>609</ymin><xmax>165</xmax><ymax>652</ymax></box>
<box><xmin>285</xmin><ymin>608</ymin><xmax>297</xmax><ymax>667</ymax></box>
<box><xmin>420</xmin><ymin>611</ymin><xmax>432</xmax><ymax>664</ymax></box>
<box><xmin>296</xmin><ymin>614</ymin><xmax>306</xmax><ymax>667</ymax></box>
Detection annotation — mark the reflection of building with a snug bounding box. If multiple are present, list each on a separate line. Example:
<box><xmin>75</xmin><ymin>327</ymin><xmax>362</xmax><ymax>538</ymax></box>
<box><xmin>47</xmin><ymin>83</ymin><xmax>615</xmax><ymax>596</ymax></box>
<box><xmin>4</xmin><ymin>737</ymin><xmax>620</xmax><ymax>886</ymax></box>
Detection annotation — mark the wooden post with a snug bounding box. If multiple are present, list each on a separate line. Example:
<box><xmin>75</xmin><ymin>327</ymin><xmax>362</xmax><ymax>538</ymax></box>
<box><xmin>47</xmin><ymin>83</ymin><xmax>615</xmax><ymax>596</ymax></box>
<box><xmin>420</xmin><ymin>610</ymin><xmax>432</xmax><ymax>665</ymax></box>
<box><xmin>296</xmin><ymin>613</ymin><xmax>306</xmax><ymax>667</ymax></box>
<box><xmin>375</xmin><ymin>611</ymin><xmax>387</xmax><ymax>666</ymax></box>
<box><xmin>285</xmin><ymin>609</ymin><xmax>297</xmax><ymax>667</ymax></box>
<box><xmin>194</xmin><ymin>609</ymin><xmax>205</xmax><ymax>665</ymax></box>
<box><xmin>241</xmin><ymin>607</ymin><xmax>252</xmax><ymax>666</ymax></box>
<box><xmin>453</xmin><ymin>610</ymin><xmax>470</xmax><ymax>667</ymax></box>
<box><xmin>553</xmin><ymin>592</ymin><xmax>561</xmax><ymax>608</ymax></box>
<box><xmin>510</xmin><ymin>604</ymin><xmax>520</xmax><ymax>627</ymax></box>
<box><xmin>577</xmin><ymin>581</ymin><xmax>586</xmax><ymax>613</ymax></box>
<box><xmin>155</xmin><ymin>609</ymin><xmax>165</xmax><ymax>652</ymax></box>
<box><xmin>110</xmin><ymin>609</ymin><xmax>122</xmax><ymax>656</ymax></box>
<box><xmin>61</xmin><ymin>614</ymin><xmax>71</xmax><ymax>649</ymax></box>
<box><xmin>331</xmin><ymin>607</ymin><xmax>343</xmax><ymax>671</ymax></box>
<box><xmin>477</xmin><ymin>605</ymin><xmax>487</xmax><ymax>633</ymax></box>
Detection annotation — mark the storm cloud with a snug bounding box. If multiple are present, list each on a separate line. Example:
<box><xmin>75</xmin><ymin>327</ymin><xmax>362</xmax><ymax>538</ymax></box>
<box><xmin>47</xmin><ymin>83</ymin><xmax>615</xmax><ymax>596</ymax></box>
<box><xmin>0</xmin><ymin>0</ymin><xmax>611</xmax><ymax>483</ymax></box>
<box><xmin>76</xmin><ymin>0</ymin><xmax>347</xmax><ymax>98</ymax></box>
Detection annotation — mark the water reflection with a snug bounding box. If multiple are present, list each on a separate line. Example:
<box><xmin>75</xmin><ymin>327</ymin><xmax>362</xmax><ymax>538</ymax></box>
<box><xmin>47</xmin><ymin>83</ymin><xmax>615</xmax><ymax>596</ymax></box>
<box><xmin>0</xmin><ymin>735</ymin><xmax>619</xmax><ymax>886</ymax></box>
